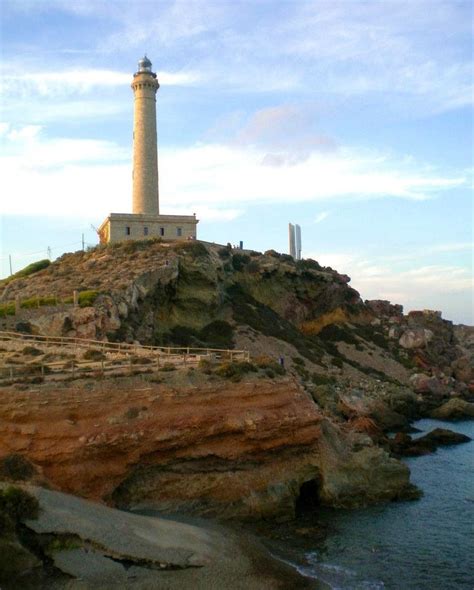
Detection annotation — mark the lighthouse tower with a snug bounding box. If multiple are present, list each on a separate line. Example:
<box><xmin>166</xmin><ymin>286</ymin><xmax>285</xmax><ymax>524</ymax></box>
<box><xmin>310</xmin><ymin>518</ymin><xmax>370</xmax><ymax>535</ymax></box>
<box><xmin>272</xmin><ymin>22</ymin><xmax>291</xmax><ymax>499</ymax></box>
<box><xmin>98</xmin><ymin>56</ymin><xmax>198</xmax><ymax>244</ymax></box>
<box><xmin>131</xmin><ymin>56</ymin><xmax>160</xmax><ymax>215</ymax></box>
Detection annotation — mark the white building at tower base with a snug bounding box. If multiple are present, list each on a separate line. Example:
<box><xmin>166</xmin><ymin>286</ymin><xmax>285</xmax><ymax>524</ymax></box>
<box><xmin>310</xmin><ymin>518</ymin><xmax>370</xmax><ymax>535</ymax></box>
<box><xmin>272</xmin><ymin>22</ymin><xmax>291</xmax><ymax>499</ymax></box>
<box><xmin>98</xmin><ymin>212</ymin><xmax>198</xmax><ymax>244</ymax></box>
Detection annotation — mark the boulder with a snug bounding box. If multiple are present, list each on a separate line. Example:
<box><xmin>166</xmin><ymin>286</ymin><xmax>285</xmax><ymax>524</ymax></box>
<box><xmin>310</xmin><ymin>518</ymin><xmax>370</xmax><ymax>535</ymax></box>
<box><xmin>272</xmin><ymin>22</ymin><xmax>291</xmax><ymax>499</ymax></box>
<box><xmin>419</xmin><ymin>428</ymin><xmax>471</xmax><ymax>446</ymax></box>
<box><xmin>389</xmin><ymin>428</ymin><xmax>470</xmax><ymax>457</ymax></box>
<box><xmin>365</xmin><ymin>300</ymin><xmax>403</xmax><ymax>318</ymax></box>
<box><xmin>451</xmin><ymin>356</ymin><xmax>473</xmax><ymax>383</ymax></box>
<box><xmin>317</xmin><ymin>420</ymin><xmax>420</xmax><ymax>506</ymax></box>
<box><xmin>9</xmin><ymin>485</ymin><xmax>311</xmax><ymax>589</ymax></box>
<box><xmin>410</xmin><ymin>373</ymin><xmax>446</xmax><ymax>396</ymax></box>
<box><xmin>399</xmin><ymin>328</ymin><xmax>433</xmax><ymax>349</ymax></box>
<box><xmin>368</xmin><ymin>401</ymin><xmax>408</xmax><ymax>431</ymax></box>
<box><xmin>430</xmin><ymin>398</ymin><xmax>474</xmax><ymax>420</ymax></box>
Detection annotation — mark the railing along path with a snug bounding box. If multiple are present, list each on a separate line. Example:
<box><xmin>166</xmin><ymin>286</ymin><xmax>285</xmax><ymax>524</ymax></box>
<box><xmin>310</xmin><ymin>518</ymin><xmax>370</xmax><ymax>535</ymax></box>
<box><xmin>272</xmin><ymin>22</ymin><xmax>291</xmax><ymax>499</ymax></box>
<box><xmin>0</xmin><ymin>330</ymin><xmax>249</xmax><ymax>382</ymax></box>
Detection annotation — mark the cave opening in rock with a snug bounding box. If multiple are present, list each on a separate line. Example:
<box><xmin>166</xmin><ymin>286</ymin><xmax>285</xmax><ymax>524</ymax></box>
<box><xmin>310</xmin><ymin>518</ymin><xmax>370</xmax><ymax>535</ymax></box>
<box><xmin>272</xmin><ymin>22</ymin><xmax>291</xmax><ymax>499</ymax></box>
<box><xmin>296</xmin><ymin>478</ymin><xmax>320</xmax><ymax>515</ymax></box>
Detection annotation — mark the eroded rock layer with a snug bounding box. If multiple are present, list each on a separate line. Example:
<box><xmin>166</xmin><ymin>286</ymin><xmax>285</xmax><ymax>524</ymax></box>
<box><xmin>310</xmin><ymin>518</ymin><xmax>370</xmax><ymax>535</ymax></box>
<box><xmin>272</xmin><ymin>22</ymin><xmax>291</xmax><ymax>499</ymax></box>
<box><xmin>0</xmin><ymin>375</ymin><xmax>413</xmax><ymax>519</ymax></box>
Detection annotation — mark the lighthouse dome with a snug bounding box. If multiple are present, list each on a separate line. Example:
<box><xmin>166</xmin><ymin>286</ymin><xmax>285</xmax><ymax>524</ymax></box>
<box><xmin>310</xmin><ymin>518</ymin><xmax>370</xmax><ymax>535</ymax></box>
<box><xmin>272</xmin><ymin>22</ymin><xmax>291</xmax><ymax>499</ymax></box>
<box><xmin>137</xmin><ymin>55</ymin><xmax>152</xmax><ymax>73</ymax></box>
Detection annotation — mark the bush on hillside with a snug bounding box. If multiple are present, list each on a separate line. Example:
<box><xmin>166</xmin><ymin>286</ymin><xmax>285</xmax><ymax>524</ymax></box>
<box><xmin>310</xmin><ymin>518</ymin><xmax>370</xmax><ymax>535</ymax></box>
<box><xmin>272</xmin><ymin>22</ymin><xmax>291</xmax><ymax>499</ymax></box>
<box><xmin>199</xmin><ymin>320</ymin><xmax>234</xmax><ymax>349</ymax></box>
<box><xmin>254</xmin><ymin>355</ymin><xmax>286</xmax><ymax>375</ymax></box>
<box><xmin>173</xmin><ymin>241</ymin><xmax>209</xmax><ymax>259</ymax></box>
<box><xmin>0</xmin><ymin>487</ymin><xmax>39</xmax><ymax>522</ymax></box>
<box><xmin>22</xmin><ymin>346</ymin><xmax>42</xmax><ymax>357</ymax></box>
<box><xmin>0</xmin><ymin>455</ymin><xmax>36</xmax><ymax>482</ymax></box>
<box><xmin>19</xmin><ymin>295</ymin><xmax>57</xmax><ymax>310</ymax></box>
<box><xmin>296</xmin><ymin>259</ymin><xmax>324</xmax><ymax>272</ymax></box>
<box><xmin>214</xmin><ymin>360</ymin><xmax>258</xmax><ymax>381</ymax></box>
<box><xmin>83</xmin><ymin>349</ymin><xmax>106</xmax><ymax>361</ymax></box>
<box><xmin>9</xmin><ymin>259</ymin><xmax>51</xmax><ymax>282</ymax></box>
<box><xmin>218</xmin><ymin>246</ymin><xmax>231</xmax><ymax>259</ymax></box>
<box><xmin>78</xmin><ymin>290</ymin><xmax>99</xmax><ymax>307</ymax></box>
<box><xmin>231</xmin><ymin>254</ymin><xmax>250</xmax><ymax>271</ymax></box>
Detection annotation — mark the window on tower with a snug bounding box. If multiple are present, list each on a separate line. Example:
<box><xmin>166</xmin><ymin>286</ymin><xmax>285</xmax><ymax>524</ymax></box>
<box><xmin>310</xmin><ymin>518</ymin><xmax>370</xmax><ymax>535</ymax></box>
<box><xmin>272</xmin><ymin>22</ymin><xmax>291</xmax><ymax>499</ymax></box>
<box><xmin>177</xmin><ymin>227</ymin><xmax>182</xmax><ymax>237</ymax></box>
<box><xmin>160</xmin><ymin>227</ymin><xmax>165</xmax><ymax>236</ymax></box>
<box><xmin>144</xmin><ymin>227</ymin><xmax>149</xmax><ymax>236</ymax></box>
<box><xmin>125</xmin><ymin>226</ymin><xmax>131</xmax><ymax>236</ymax></box>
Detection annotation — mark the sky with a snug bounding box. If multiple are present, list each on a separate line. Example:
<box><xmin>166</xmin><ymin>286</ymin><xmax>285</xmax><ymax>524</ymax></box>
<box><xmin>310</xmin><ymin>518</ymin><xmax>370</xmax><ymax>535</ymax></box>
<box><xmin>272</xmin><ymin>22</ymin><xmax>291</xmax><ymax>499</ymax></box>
<box><xmin>0</xmin><ymin>0</ymin><xmax>472</xmax><ymax>324</ymax></box>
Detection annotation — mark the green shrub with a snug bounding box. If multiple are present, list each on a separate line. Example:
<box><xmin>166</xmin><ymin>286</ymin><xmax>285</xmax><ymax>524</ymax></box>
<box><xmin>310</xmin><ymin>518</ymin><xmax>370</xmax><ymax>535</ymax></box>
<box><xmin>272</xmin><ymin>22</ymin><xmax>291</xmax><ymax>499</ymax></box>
<box><xmin>228</xmin><ymin>283</ymin><xmax>322</xmax><ymax>365</ymax></box>
<box><xmin>0</xmin><ymin>455</ymin><xmax>35</xmax><ymax>481</ymax></box>
<box><xmin>218</xmin><ymin>247</ymin><xmax>231</xmax><ymax>259</ymax></box>
<box><xmin>163</xmin><ymin>326</ymin><xmax>198</xmax><ymax>346</ymax></box>
<box><xmin>264</xmin><ymin>250</ymin><xmax>281</xmax><ymax>258</ymax></box>
<box><xmin>159</xmin><ymin>363</ymin><xmax>177</xmax><ymax>372</ymax></box>
<box><xmin>254</xmin><ymin>355</ymin><xmax>286</xmax><ymax>375</ymax></box>
<box><xmin>354</xmin><ymin>325</ymin><xmax>389</xmax><ymax>349</ymax></box>
<box><xmin>1</xmin><ymin>259</ymin><xmax>50</xmax><ymax>286</ymax></box>
<box><xmin>130</xmin><ymin>356</ymin><xmax>153</xmax><ymax>365</ymax></box>
<box><xmin>280</xmin><ymin>254</ymin><xmax>294</xmax><ymax>263</ymax></box>
<box><xmin>319</xmin><ymin>324</ymin><xmax>359</xmax><ymax>345</ymax></box>
<box><xmin>0</xmin><ymin>487</ymin><xmax>39</xmax><ymax>521</ymax></box>
<box><xmin>19</xmin><ymin>295</ymin><xmax>57</xmax><ymax>310</ymax></box>
<box><xmin>292</xmin><ymin>356</ymin><xmax>305</xmax><ymax>366</ymax></box>
<box><xmin>199</xmin><ymin>320</ymin><xmax>234</xmax><ymax>349</ymax></box>
<box><xmin>246</xmin><ymin>260</ymin><xmax>260</xmax><ymax>273</ymax></box>
<box><xmin>22</xmin><ymin>346</ymin><xmax>42</xmax><ymax>357</ymax></box>
<box><xmin>198</xmin><ymin>358</ymin><xmax>213</xmax><ymax>374</ymax></box>
<box><xmin>83</xmin><ymin>349</ymin><xmax>106</xmax><ymax>361</ymax></box>
<box><xmin>231</xmin><ymin>254</ymin><xmax>250</xmax><ymax>271</ymax></box>
<box><xmin>294</xmin><ymin>364</ymin><xmax>310</xmax><ymax>380</ymax></box>
<box><xmin>174</xmin><ymin>241</ymin><xmax>209</xmax><ymax>259</ymax></box>
<box><xmin>311</xmin><ymin>373</ymin><xmax>336</xmax><ymax>385</ymax></box>
<box><xmin>330</xmin><ymin>357</ymin><xmax>344</xmax><ymax>368</ymax></box>
<box><xmin>47</xmin><ymin>536</ymin><xmax>82</xmax><ymax>552</ymax></box>
<box><xmin>214</xmin><ymin>361</ymin><xmax>258</xmax><ymax>379</ymax></box>
<box><xmin>0</xmin><ymin>303</ymin><xmax>15</xmax><ymax>317</ymax></box>
<box><xmin>78</xmin><ymin>290</ymin><xmax>99</xmax><ymax>307</ymax></box>
<box><xmin>296</xmin><ymin>258</ymin><xmax>323</xmax><ymax>272</ymax></box>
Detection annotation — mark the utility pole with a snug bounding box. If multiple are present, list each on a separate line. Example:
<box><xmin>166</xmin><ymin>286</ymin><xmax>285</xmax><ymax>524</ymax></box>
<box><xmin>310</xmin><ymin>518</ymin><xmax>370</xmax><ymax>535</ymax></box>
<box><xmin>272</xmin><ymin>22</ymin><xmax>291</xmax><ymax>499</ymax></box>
<box><xmin>82</xmin><ymin>233</ymin><xmax>85</xmax><ymax>251</ymax></box>
<box><xmin>9</xmin><ymin>255</ymin><xmax>12</xmax><ymax>276</ymax></box>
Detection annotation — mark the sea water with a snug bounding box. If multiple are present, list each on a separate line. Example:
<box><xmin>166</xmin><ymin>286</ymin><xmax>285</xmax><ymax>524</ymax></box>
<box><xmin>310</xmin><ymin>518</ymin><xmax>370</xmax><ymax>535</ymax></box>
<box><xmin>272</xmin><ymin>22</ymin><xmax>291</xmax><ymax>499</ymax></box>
<box><xmin>260</xmin><ymin>419</ymin><xmax>474</xmax><ymax>590</ymax></box>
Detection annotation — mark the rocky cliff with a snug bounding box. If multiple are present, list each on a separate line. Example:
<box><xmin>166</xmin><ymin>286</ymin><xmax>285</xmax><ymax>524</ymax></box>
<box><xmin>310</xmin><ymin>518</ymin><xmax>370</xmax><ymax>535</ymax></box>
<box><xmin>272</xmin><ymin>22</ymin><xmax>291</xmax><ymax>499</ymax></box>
<box><xmin>0</xmin><ymin>240</ymin><xmax>472</xmax><ymax>520</ymax></box>
<box><xmin>0</xmin><ymin>371</ymin><xmax>415</xmax><ymax>521</ymax></box>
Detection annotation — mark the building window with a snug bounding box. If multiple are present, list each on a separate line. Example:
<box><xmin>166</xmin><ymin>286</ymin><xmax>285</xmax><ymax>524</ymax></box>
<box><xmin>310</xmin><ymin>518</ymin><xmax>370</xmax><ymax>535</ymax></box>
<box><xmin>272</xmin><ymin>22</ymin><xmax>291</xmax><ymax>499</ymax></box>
<box><xmin>125</xmin><ymin>226</ymin><xmax>131</xmax><ymax>236</ymax></box>
<box><xmin>144</xmin><ymin>226</ymin><xmax>149</xmax><ymax>236</ymax></box>
<box><xmin>160</xmin><ymin>227</ymin><xmax>165</xmax><ymax>236</ymax></box>
<box><xmin>177</xmin><ymin>227</ymin><xmax>182</xmax><ymax>237</ymax></box>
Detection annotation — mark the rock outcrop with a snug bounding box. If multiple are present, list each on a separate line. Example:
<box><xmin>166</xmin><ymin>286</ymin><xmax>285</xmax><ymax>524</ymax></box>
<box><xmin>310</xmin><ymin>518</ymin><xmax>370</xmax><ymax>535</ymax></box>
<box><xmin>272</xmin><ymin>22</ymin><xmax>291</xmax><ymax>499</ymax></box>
<box><xmin>429</xmin><ymin>398</ymin><xmax>474</xmax><ymax>420</ymax></box>
<box><xmin>1</xmin><ymin>240</ymin><xmax>472</xmax><ymax>522</ymax></box>
<box><xmin>2</xmin><ymin>484</ymin><xmax>316</xmax><ymax>589</ymax></box>
<box><xmin>0</xmin><ymin>374</ymin><xmax>415</xmax><ymax>519</ymax></box>
<box><xmin>389</xmin><ymin>428</ymin><xmax>471</xmax><ymax>457</ymax></box>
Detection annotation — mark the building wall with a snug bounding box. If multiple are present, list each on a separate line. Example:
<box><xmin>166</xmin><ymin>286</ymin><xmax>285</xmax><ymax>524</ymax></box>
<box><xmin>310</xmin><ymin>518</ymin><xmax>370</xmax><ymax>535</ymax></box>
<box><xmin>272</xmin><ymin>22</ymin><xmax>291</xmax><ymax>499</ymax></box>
<box><xmin>99</xmin><ymin>214</ymin><xmax>198</xmax><ymax>244</ymax></box>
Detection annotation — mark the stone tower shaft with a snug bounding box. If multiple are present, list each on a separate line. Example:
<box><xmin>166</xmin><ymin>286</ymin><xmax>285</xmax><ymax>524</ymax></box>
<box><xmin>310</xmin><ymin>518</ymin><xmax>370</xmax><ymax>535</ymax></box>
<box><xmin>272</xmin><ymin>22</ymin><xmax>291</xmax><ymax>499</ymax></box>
<box><xmin>131</xmin><ymin>57</ymin><xmax>160</xmax><ymax>215</ymax></box>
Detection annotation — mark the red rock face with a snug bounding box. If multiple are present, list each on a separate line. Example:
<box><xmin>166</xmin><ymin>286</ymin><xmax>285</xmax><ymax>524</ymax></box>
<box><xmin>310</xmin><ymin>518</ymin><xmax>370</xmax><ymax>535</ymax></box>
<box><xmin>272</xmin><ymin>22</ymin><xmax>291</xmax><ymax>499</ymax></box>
<box><xmin>0</xmin><ymin>377</ymin><xmax>323</xmax><ymax>519</ymax></box>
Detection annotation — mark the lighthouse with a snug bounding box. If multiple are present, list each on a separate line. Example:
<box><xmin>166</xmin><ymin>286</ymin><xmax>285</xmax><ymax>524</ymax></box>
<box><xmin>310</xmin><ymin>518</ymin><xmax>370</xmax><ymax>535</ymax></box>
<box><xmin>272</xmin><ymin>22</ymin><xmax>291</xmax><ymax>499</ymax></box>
<box><xmin>131</xmin><ymin>56</ymin><xmax>160</xmax><ymax>215</ymax></box>
<box><xmin>98</xmin><ymin>56</ymin><xmax>198</xmax><ymax>244</ymax></box>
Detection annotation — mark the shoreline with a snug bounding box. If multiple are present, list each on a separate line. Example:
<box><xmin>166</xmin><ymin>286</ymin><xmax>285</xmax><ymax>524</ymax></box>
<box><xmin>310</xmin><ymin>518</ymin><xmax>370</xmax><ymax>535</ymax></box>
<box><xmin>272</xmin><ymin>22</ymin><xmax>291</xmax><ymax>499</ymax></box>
<box><xmin>130</xmin><ymin>509</ymin><xmax>324</xmax><ymax>589</ymax></box>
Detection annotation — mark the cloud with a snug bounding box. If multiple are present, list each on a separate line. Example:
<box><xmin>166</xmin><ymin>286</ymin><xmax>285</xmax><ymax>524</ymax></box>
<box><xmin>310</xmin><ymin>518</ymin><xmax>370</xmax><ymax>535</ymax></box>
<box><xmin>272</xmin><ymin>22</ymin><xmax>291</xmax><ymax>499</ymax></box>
<box><xmin>234</xmin><ymin>105</ymin><xmax>337</xmax><ymax>166</ymax></box>
<box><xmin>3</xmin><ymin>1</ymin><xmax>470</xmax><ymax>114</ymax></box>
<box><xmin>314</xmin><ymin>211</ymin><xmax>330</xmax><ymax>224</ymax></box>
<box><xmin>0</xmin><ymin>68</ymin><xmax>200</xmax><ymax>98</ymax></box>
<box><xmin>1</xmin><ymin>128</ymin><xmax>467</xmax><ymax>218</ymax></box>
